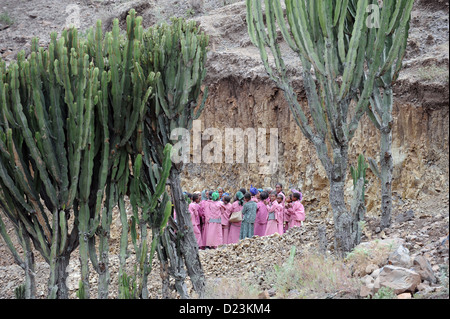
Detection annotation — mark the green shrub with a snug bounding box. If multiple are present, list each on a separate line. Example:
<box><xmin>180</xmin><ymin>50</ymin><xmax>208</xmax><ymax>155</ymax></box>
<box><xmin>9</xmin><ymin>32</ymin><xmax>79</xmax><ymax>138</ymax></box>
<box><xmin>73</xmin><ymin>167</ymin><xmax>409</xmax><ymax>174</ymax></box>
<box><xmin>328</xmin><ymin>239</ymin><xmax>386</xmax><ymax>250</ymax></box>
<box><xmin>372</xmin><ymin>286</ymin><xmax>397</xmax><ymax>299</ymax></box>
<box><xmin>0</xmin><ymin>12</ymin><xmax>14</xmax><ymax>25</ymax></box>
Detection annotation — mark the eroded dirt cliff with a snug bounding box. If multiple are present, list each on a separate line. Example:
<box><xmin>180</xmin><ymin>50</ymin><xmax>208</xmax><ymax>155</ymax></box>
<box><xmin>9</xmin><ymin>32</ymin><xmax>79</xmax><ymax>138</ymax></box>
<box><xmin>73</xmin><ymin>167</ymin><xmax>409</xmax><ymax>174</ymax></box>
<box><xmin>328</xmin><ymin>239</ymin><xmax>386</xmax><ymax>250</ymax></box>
<box><xmin>0</xmin><ymin>0</ymin><xmax>448</xmax><ymax>299</ymax></box>
<box><xmin>179</xmin><ymin>0</ymin><xmax>449</xmax><ymax>221</ymax></box>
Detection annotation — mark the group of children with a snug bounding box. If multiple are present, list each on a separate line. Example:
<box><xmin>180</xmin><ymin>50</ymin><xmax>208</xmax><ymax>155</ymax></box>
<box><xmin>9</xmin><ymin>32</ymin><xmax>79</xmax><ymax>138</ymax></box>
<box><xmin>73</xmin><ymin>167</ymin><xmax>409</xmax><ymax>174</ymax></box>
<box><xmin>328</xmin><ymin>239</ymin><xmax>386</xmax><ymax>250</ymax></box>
<box><xmin>185</xmin><ymin>183</ymin><xmax>305</xmax><ymax>249</ymax></box>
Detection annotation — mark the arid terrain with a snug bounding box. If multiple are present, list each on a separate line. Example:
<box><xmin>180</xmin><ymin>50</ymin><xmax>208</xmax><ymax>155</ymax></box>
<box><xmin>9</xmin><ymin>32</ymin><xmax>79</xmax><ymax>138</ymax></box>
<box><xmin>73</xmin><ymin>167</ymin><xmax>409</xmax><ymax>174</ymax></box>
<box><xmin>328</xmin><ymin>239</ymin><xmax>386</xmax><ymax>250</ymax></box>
<box><xmin>0</xmin><ymin>0</ymin><xmax>448</xmax><ymax>299</ymax></box>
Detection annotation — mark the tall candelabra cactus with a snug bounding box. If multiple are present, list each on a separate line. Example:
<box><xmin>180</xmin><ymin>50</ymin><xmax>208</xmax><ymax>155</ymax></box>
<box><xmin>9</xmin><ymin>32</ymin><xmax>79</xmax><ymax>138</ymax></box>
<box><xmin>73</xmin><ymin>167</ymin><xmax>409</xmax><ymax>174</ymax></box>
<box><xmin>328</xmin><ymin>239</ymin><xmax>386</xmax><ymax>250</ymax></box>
<box><xmin>246</xmin><ymin>0</ymin><xmax>414</xmax><ymax>255</ymax></box>
<box><xmin>0</xmin><ymin>33</ymin><xmax>99</xmax><ymax>298</ymax></box>
<box><xmin>141</xmin><ymin>18</ymin><xmax>209</xmax><ymax>297</ymax></box>
<box><xmin>365</xmin><ymin>0</ymin><xmax>413</xmax><ymax>230</ymax></box>
<box><xmin>0</xmin><ymin>9</ymin><xmax>158</xmax><ymax>299</ymax></box>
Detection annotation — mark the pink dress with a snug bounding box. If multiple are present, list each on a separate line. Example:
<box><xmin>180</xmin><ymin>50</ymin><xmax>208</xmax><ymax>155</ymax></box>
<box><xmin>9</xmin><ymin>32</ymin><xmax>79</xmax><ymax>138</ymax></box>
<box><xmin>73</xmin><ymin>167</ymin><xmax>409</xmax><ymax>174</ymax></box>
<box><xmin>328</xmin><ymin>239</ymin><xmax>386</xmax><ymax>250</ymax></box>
<box><xmin>288</xmin><ymin>200</ymin><xmax>305</xmax><ymax>228</ymax></box>
<box><xmin>220</xmin><ymin>202</ymin><xmax>232</xmax><ymax>245</ymax></box>
<box><xmin>283</xmin><ymin>203</ymin><xmax>291</xmax><ymax>233</ymax></box>
<box><xmin>200</xmin><ymin>200</ymin><xmax>212</xmax><ymax>248</ymax></box>
<box><xmin>188</xmin><ymin>202</ymin><xmax>202</xmax><ymax>247</ymax></box>
<box><xmin>265</xmin><ymin>200</ymin><xmax>284</xmax><ymax>236</ymax></box>
<box><xmin>254</xmin><ymin>200</ymin><xmax>268</xmax><ymax>237</ymax></box>
<box><xmin>204</xmin><ymin>200</ymin><xmax>223</xmax><ymax>247</ymax></box>
<box><xmin>228</xmin><ymin>201</ymin><xmax>242</xmax><ymax>244</ymax></box>
<box><xmin>197</xmin><ymin>203</ymin><xmax>205</xmax><ymax>248</ymax></box>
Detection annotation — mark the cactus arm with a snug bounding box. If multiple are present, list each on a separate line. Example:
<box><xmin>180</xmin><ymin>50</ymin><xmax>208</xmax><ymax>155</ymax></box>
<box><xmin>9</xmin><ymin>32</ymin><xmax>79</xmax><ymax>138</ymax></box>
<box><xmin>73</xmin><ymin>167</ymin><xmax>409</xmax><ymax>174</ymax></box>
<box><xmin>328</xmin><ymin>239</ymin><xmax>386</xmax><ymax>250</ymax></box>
<box><xmin>338</xmin><ymin>0</ymin><xmax>368</xmax><ymax>100</ymax></box>
<box><xmin>0</xmin><ymin>209</ymin><xmax>24</xmax><ymax>267</ymax></box>
<box><xmin>379</xmin><ymin>0</ymin><xmax>414</xmax><ymax>77</ymax></box>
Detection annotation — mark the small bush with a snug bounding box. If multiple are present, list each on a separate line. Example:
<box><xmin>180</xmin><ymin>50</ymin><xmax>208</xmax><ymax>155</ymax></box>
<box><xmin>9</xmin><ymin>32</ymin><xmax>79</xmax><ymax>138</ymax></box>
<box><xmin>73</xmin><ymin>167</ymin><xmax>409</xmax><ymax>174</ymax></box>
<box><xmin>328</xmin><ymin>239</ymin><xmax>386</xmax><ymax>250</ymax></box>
<box><xmin>345</xmin><ymin>240</ymin><xmax>395</xmax><ymax>276</ymax></box>
<box><xmin>438</xmin><ymin>264</ymin><xmax>449</xmax><ymax>295</ymax></box>
<box><xmin>372</xmin><ymin>286</ymin><xmax>397</xmax><ymax>299</ymax></box>
<box><xmin>0</xmin><ymin>11</ymin><xmax>14</xmax><ymax>25</ymax></box>
<box><xmin>204</xmin><ymin>277</ymin><xmax>260</xmax><ymax>299</ymax></box>
<box><xmin>265</xmin><ymin>246</ymin><xmax>360</xmax><ymax>298</ymax></box>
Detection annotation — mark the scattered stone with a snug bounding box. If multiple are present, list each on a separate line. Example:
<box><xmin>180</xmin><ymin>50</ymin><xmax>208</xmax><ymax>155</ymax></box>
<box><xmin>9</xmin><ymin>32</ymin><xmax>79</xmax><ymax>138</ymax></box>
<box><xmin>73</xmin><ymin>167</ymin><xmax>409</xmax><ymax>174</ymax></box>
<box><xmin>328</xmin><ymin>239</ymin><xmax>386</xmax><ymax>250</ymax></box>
<box><xmin>388</xmin><ymin>245</ymin><xmax>413</xmax><ymax>268</ymax></box>
<box><xmin>396</xmin><ymin>210</ymin><xmax>415</xmax><ymax>224</ymax></box>
<box><xmin>397</xmin><ymin>292</ymin><xmax>412</xmax><ymax>299</ymax></box>
<box><xmin>365</xmin><ymin>264</ymin><xmax>379</xmax><ymax>275</ymax></box>
<box><xmin>378</xmin><ymin>265</ymin><xmax>421</xmax><ymax>294</ymax></box>
<box><xmin>258</xmin><ymin>290</ymin><xmax>270</xmax><ymax>299</ymax></box>
<box><xmin>360</xmin><ymin>282</ymin><xmax>375</xmax><ymax>298</ymax></box>
<box><xmin>412</xmin><ymin>255</ymin><xmax>437</xmax><ymax>284</ymax></box>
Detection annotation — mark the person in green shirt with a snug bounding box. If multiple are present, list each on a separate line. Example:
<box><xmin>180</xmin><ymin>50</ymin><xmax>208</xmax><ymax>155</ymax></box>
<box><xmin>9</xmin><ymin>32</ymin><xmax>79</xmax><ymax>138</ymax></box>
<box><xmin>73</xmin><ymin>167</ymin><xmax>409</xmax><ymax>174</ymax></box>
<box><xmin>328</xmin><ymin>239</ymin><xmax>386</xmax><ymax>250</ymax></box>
<box><xmin>240</xmin><ymin>192</ymin><xmax>257</xmax><ymax>240</ymax></box>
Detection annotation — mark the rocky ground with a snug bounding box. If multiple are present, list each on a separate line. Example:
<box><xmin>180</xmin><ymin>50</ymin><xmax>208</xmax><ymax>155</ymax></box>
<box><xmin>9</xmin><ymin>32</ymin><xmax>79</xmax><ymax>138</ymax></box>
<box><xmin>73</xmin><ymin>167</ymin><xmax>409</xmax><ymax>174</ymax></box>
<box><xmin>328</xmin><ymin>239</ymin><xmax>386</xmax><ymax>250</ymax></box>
<box><xmin>0</xmin><ymin>192</ymin><xmax>448</xmax><ymax>299</ymax></box>
<box><xmin>0</xmin><ymin>0</ymin><xmax>449</xmax><ymax>299</ymax></box>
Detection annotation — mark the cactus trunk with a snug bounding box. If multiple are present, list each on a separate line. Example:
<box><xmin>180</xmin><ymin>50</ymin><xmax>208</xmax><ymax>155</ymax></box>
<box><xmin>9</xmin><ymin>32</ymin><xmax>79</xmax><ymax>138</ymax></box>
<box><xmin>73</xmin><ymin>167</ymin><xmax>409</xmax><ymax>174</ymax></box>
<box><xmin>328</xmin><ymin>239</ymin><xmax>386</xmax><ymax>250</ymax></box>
<box><xmin>168</xmin><ymin>167</ymin><xmax>205</xmax><ymax>296</ymax></box>
<box><xmin>247</xmin><ymin>0</ymin><xmax>414</xmax><ymax>255</ymax></box>
<box><xmin>142</xmin><ymin>17</ymin><xmax>208</xmax><ymax>297</ymax></box>
<box><xmin>380</xmin><ymin>118</ymin><xmax>393</xmax><ymax>230</ymax></box>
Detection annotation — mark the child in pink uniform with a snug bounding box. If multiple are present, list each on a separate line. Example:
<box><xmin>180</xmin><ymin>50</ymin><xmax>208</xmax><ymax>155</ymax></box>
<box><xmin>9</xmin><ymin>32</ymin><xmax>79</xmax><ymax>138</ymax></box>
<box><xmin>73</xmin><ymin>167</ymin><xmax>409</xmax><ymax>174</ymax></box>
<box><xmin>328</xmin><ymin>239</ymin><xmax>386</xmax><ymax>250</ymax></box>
<box><xmin>249</xmin><ymin>185</ymin><xmax>259</xmax><ymax>202</ymax></box>
<box><xmin>220</xmin><ymin>196</ymin><xmax>232</xmax><ymax>245</ymax></box>
<box><xmin>204</xmin><ymin>191</ymin><xmax>223</xmax><ymax>248</ymax></box>
<box><xmin>287</xmin><ymin>191</ymin><xmax>305</xmax><ymax>228</ymax></box>
<box><xmin>200</xmin><ymin>190</ymin><xmax>212</xmax><ymax>249</ymax></box>
<box><xmin>228</xmin><ymin>191</ymin><xmax>244</xmax><ymax>244</ymax></box>
<box><xmin>265</xmin><ymin>192</ymin><xmax>284</xmax><ymax>236</ymax></box>
<box><xmin>254</xmin><ymin>191</ymin><xmax>269</xmax><ymax>237</ymax></box>
<box><xmin>284</xmin><ymin>194</ymin><xmax>292</xmax><ymax>233</ymax></box>
<box><xmin>188</xmin><ymin>193</ymin><xmax>202</xmax><ymax>247</ymax></box>
<box><xmin>276</xmin><ymin>193</ymin><xmax>285</xmax><ymax>235</ymax></box>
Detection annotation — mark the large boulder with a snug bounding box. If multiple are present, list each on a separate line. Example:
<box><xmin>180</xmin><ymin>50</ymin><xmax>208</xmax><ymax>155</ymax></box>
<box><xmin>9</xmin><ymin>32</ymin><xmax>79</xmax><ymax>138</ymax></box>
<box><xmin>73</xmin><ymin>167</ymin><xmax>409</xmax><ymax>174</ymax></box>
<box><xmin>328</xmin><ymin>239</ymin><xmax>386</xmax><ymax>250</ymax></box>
<box><xmin>412</xmin><ymin>255</ymin><xmax>437</xmax><ymax>284</ymax></box>
<box><xmin>378</xmin><ymin>265</ymin><xmax>421</xmax><ymax>294</ymax></box>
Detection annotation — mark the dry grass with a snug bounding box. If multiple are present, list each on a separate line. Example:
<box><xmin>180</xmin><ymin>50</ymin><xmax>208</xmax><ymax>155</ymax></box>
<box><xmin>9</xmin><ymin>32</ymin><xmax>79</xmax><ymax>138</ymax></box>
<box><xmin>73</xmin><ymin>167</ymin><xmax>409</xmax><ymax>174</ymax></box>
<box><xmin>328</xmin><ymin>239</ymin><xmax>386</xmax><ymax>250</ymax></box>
<box><xmin>204</xmin><ymin>246</ymin><xmax>360</xmax><ymax>299</ymax></box>
<box><xmin>344</xmin><ymin>239</ymin><xmax>397</xmax><ymax>277</ymax></box>
<box><xmin>204</xmin><ymin>277</ymin><xmax>260</xmax><ymax>299</ymax></box>
<box><xmin>265</xmin><ymin>248</ymin><xmax>360</xmax><ymax>298</ymax></box>
<box><xmin>416</xmin><ymin>64</ymin><xmax>449</xmax><ymax>83</ymax></box>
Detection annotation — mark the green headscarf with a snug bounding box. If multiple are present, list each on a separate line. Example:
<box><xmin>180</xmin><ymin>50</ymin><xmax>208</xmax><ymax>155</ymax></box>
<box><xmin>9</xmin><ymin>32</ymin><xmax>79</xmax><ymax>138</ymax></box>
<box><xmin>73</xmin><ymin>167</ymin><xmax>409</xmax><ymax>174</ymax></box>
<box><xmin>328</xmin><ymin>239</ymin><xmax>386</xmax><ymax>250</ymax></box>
<box><xmin>235</xmin><ymin>191</ymin><xmax>244</xmax><ymax>206</ymax></box>
<box><xmin>212</xmin><ymin>191</ymin><xmax>220</xmax><ymax>201</ymax></box>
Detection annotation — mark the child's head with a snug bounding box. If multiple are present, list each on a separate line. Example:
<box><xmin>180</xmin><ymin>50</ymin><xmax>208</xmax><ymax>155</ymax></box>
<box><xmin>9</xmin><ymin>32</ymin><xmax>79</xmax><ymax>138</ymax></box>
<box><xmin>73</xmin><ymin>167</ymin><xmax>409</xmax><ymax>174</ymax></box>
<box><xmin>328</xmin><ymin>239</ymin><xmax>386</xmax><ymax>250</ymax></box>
<box><xmin>286</xmin><ymin>194</ymin><xmax>292</xmax><ymax>203</ymax></box>
<box><xmin>193</xmin><ymin>193</ymin><xmax>200</xmax><ymax>203</ymax></box>
<box><xmin>244</xmin><ymin>192</ymin><xmax>252</xmax><ymax>202</ymax></box>
<box><xmin>260</xmin><ymin>191</ymin><xmax>269</xmax><ymax>201</ymax></box>
<box><xmin>223</xmin><ymin>195</ymin><xmax>231</xmax><ymax>204</ymax></box>
<box><xmin>292</xmin><ymin>192</ymin><xmax>301</xmax><ymax>201</ymax></box>
<box><xmin>269</xmin><ymin>191</ymin><xmax>277</xmax><ymax>202</ymax></box>
<box><xmin>277</xmin><ymin>193</ymin><xmax>284</xmax><ymax>203</ymax></box>
<box><xmin>275</xmin><ymin>183</ymin><xmax>283</xmax><ymax>193</ymax></box>
<box><xmin>239</xmin><ymin>188</ymin><xmax>247</xmax><ymax>195</ymax></box>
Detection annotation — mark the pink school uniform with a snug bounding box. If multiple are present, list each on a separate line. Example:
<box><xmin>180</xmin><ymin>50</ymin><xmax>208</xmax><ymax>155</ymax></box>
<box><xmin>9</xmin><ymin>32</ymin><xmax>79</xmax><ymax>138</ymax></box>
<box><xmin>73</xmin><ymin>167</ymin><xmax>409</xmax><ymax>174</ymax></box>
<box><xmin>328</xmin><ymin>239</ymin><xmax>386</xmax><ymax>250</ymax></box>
<box><xmin>228</xmin><ymin>200</ymin><xmax>242</xmax><ymax>244</ymax></box>
<box><xmin>265</xmin><ymin>200</ymin><xmax>284</xmax><ymax>236</ymax></box>
<box><xmin>284</xmin><ymin>201</ymin><xmax>294</xmax><ymax>233</ymax></box>
<box><xmin>200</xmin><ymin>200</ymin><xmax>212</xmax><ymax>248</ymax></box>
<box><xmin>287</xmin><ymin>200</ymin><xmax>305</xmax><ymax>228</ymax></box>
<box><xmin>188</xmin><ymin>202</ymin><xmax>202</xmax><ymax>247</ymax></box>
<box><xmin>254</xmin><ymin>200</ymin><xmax>268</xmax><ymax>237</ymax></box>
<box><xmin>204</xmin><ymin>200</ymin><xmax>223</xmax><ymax>248</ymax></box>
<box><xmin>220</xmin><ymin>202</ymin><xmax>232</xmax><ymax>245</ymax></box>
